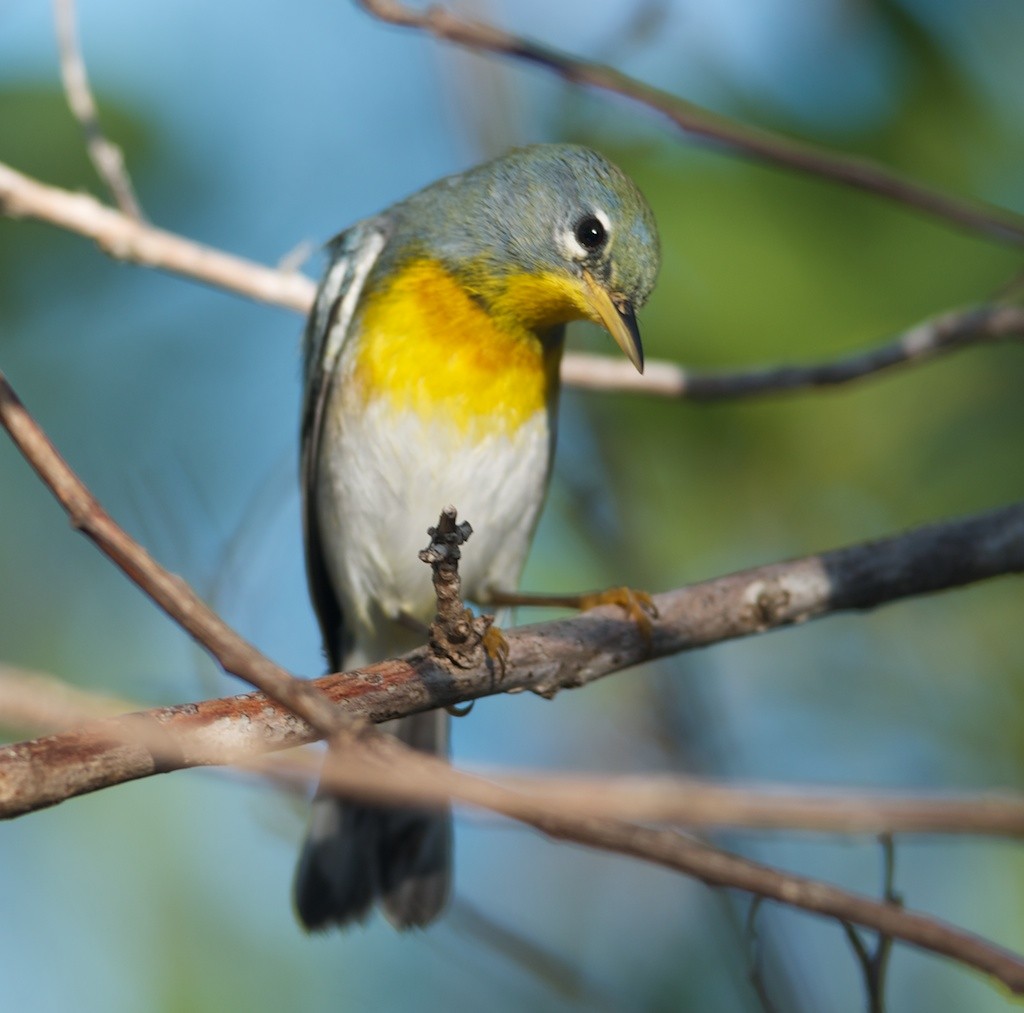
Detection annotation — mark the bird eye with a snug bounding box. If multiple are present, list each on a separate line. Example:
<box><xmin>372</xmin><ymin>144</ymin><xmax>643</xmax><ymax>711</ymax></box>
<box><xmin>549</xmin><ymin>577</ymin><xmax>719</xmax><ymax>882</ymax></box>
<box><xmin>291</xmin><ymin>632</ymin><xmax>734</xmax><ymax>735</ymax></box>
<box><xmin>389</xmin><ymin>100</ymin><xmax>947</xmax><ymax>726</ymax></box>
<box><xmin>573</xmin><ymin>214</ymin><xmax>607</xmax><ymax>252</ymax></box>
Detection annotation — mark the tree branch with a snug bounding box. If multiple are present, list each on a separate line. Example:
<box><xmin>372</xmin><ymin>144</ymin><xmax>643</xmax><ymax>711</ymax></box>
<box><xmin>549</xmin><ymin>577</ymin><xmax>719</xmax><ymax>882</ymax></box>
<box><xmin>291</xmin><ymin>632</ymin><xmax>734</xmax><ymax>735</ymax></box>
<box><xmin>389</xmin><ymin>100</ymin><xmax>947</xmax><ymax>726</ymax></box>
<box><xmin>2</xmin><ymin>480</ymin><xmax>1020</xmax><ymax>817</ymax></box>
<box><xmin>5</xmin><ymin>677</ymin><xmax>1024</xmax><ymax>995</ymax></box>
<box><xmin>562</xmin><ymin>304</ymin><xmax>1024</xmax><ymax>399</ymax></box>
<box><xmin>3</xmin><ymin>370</ymin><xmax>1024</xmax><ymax>993</ymax></box>
<box><xmin>7</xmin><ymin>662</ymin><xmax>1024</xmax><ymax>840</ymax></box>
<box><xmin>0</xmin><ymin>161</ymin><xmax>314</xmax><ymax>312</ymax></box>
<box><xmin>5</xmin><ymin>4</ymin><xmax>1022</xmax><ymax>996</ymax></box>
<box><xmin>3</xmin><ymin>159</ymin><xmax>1019</xmax><ymax>401</ymax></box>
<box><xmin>0</xmin><ymin>371</ymin><xmax>344</xmax><ymax>738</ymax></box>
<box><xmin>3</xmin><ymin>362</ymin><xmax>1022</xmax><ymax>819</ymax></box>
<box><xmin>52</xmin><ymin>0</ymin><xmax>143</xmax><ymax>218</ymax></box>
<box><xmin>357</xmin><ymin>0</ymin><xmax>1024</xmax><ymax>247</ymax></box>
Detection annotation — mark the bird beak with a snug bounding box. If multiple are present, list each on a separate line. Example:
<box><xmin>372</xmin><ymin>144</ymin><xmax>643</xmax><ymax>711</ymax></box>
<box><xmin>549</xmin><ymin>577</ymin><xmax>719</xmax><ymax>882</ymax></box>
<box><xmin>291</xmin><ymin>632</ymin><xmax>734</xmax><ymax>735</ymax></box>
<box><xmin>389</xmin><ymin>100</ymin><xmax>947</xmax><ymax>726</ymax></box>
<box><xmin>581</xmin><ymin>270</ymin><xmax>645</xmax><ymax>374</ymax></box>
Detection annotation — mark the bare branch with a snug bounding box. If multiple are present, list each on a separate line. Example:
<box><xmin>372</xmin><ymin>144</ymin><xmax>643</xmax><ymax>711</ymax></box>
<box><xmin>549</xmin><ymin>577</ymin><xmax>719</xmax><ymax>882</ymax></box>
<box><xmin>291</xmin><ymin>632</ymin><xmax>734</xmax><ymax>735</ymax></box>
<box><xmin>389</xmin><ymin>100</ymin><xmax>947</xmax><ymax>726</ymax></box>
<box><xmin>562</xmin><ymin>304</ymin><xmax>1024</xmax><ymax>399</ymax></box>
<box><xmin>6</xmin><ymin>663</ymin><xmax>1024</xmax><ymax>843</ymax></box>
<box><xmin>2</xmin><ymin>357</ymin><xmax>1022</xmax><ymax>815</ymax></box>
<box><xmin>0</xmin><ymin>663</ymin><xmax>131</xmax><ymax>731</ymax></box>
<box><xmin>0</xmin><ymin>371</ymin><xmax>343</xmax><ymax>737</ymax></box>
<box><xmin>4</xmin><ymin>6</ymin><xmax>1021</xmax><ymax>993</ymax></box>
<box><xmin>3</xmin><ymin>159</ymin><xmax>1019</xmax><ymax>401</ymax></box>
<box><xmin>267</xmin><ymin>739</ymin><xmax>1024</xmax><ymax>995</ymax></box>
<box><xmin>4</xmin><ymin>671</ymin><xmax>1024</xmax><ymax>994</ymax></box>
<box><xmin>52</xmin><ymin>0</ymin><xmax>143</xmax><ymax>218</ymax></box>
<box><xmin>0</xmin><ymin>161</ymin><xmax>314</xmax><ymax>312</ymax></box>
<box><xmin>7</xmin><ymin>662</ymin><xmax>1024</xmax><ymax>839</ymax></box>
<box><xmin>539</xmin><ymin>816</ymin><xmax>1024</xmax><ymax>995</ymax></box>
<box><xmin>2</xmin><ymin>493</ymin><xmax>1021</xmax><ymax>817</ymax></box>
<box><xmin>8</xmin><ymin>665</ymin><xmax>1024</xmax><ymax>839</ymax></box>
<box><xmin>357</xmin><ymin>0</ymin><xmax>1024</xmax><ymax>247</ymax></box>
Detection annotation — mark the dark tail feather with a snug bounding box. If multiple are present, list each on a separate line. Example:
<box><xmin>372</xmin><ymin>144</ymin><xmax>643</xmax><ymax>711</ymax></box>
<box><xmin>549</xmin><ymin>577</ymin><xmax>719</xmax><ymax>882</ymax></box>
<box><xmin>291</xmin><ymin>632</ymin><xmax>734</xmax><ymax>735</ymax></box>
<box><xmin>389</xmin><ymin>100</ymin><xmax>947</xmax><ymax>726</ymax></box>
<box><xmin>293</xmin><ymin>710</ymin><xmax>452</xmax><ymax>930</ymax></box>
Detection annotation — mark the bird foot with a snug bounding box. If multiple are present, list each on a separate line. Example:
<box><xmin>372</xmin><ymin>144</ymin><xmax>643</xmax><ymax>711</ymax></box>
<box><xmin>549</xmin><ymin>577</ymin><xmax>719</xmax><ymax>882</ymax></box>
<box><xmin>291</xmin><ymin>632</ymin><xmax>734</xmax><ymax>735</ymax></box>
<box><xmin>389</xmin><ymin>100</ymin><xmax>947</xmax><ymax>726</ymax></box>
<box><xmin>577</xmin><ymin>586</ymin><xmax>658</xmax><ymax>642</ymax></box>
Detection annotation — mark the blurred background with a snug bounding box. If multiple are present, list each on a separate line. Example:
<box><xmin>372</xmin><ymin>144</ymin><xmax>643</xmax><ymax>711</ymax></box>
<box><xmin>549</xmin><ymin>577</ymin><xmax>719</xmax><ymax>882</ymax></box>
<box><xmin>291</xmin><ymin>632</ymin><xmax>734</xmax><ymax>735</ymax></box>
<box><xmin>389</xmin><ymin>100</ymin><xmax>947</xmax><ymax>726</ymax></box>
<box><xmin>2</xmin><ymin>0</ymin><xmax>1023</xmax><ymax>1009</ymax></box>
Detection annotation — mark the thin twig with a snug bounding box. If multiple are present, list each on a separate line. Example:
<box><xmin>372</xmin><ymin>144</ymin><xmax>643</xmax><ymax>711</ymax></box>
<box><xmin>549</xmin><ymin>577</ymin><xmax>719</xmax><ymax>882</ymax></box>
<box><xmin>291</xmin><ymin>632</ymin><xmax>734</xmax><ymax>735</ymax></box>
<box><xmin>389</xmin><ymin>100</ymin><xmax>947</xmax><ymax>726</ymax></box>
<box><xmin>561</xmin><ymin>304</ymin><xmax>1024</xmax><ymax>399</ymax></box>
<box><xmin>357</xmin><ymin>0</ymin><xmax>1024</xmax><ymax>246</ymax></box>
<box><xmin>52</xmin><ymin>0</ymin><xmax>143</xmax><ymax>218</ymax></box>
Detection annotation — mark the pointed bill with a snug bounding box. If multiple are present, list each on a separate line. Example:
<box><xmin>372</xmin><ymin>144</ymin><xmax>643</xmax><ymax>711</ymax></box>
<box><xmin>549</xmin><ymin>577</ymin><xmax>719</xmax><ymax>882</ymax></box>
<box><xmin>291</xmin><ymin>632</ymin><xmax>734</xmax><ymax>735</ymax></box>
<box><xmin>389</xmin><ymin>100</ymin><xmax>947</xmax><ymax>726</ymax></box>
<box><xmin>581</xmin><ymin>270</ymin><xmax>645</xmax><ymax>373</ymax></box>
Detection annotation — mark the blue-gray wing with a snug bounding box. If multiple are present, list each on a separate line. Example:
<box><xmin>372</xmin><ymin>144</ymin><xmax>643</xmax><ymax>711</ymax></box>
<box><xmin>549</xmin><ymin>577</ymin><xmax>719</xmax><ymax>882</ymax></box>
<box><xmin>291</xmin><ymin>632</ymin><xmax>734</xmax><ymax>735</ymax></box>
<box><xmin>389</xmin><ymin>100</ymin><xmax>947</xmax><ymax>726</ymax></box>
<box><xmin>300</xmin><ymin>217</ymin><xmax>389</xmax><ymax>668</ymax></box>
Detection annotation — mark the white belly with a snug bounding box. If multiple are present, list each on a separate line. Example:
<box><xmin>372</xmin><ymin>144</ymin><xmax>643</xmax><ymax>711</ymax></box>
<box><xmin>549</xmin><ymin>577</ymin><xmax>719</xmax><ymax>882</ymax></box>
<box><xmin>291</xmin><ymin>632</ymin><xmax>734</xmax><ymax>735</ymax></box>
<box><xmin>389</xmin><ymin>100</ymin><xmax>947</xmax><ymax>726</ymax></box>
<box><xmin>316</xmin><ymin>390</ymin><xmax>554</xmax><ymax>655</ymax></box>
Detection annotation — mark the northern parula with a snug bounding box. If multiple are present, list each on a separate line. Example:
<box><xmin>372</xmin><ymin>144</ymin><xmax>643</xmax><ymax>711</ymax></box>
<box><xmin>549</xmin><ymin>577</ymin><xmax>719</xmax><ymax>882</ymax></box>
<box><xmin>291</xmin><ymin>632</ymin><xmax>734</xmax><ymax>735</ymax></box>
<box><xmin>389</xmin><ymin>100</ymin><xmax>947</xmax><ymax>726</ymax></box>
<box><xmin>294</xmin><ymin>143</ymin><xmax>660</xmax><ymax>930</ymax></box>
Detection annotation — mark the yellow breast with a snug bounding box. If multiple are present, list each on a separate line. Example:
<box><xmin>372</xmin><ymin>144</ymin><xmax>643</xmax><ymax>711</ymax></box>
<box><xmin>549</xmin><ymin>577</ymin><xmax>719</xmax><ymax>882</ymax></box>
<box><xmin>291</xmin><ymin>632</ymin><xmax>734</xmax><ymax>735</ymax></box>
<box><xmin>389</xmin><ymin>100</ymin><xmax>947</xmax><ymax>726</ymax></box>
<box><xmin>350</xmin><ymin>258</ymin><xmax>571</xmax><ymax>435</ymax></box>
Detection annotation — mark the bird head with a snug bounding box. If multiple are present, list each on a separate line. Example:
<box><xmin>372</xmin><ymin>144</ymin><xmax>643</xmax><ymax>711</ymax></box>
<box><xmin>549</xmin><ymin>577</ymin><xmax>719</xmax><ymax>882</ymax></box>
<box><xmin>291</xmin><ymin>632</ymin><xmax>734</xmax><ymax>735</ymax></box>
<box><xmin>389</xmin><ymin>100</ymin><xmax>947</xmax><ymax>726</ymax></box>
<box><xmin>395</xmin><ymin>144</ymin><xmax>660</xmax><ymax>372</ymax></box>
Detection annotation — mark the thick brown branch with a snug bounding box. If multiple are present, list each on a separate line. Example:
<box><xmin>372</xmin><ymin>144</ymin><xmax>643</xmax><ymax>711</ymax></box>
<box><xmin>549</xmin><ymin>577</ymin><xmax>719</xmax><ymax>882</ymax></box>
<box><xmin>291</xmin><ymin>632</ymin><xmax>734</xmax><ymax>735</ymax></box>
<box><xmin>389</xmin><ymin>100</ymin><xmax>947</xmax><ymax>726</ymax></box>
<box><xmin>3</xmin><ymin>500</ymin><xmax>1020</xmax><ymax>817</ymax></box>
<box><xmin>357</xmin><ymin>0</ymin><xmax>1024</xmax><ymax>246</ymax></box>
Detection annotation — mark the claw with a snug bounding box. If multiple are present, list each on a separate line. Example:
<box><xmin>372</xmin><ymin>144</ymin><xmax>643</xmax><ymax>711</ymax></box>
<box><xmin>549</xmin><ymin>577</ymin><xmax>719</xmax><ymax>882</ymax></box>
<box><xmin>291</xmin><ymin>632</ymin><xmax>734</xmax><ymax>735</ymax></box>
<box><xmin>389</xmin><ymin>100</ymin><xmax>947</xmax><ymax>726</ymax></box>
<box><xmin>578</xmin><ymin>586</ymin><xmax>658</xmax><ymax>642</ymax></box>
<box><xmin>481</xmin><ymin>622</ymin><xmax>510</xmax><ymax>679</ymax></box>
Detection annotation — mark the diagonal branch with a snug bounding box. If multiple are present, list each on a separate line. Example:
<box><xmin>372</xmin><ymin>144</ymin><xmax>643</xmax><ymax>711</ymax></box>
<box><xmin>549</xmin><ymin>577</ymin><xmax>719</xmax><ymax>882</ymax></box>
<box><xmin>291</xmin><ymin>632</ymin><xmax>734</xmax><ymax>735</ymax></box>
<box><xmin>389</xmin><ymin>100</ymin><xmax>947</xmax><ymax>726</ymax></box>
<box><xmin>357</xmin><ymin>0</ymin><xmax>1024</xmax><ymax>246</ymax></box>
<box><xmin>2</xmin><ymin>363</ymin><xmax>1022</xmax><ymax>817</ymax></box>
<box><xmin>5</xmin><ymin>679</ymin><xmax>1024</xmax><ymax>995</ymax></box>
<box><xmin>0</xmin><ymin>372</ymin><xmax>342</xmax><ymax>737</ymax></box>
<box><xmin>52</xmin><ymin>0</ymin><xmax>143</xmax><ymax>218</ymax></box>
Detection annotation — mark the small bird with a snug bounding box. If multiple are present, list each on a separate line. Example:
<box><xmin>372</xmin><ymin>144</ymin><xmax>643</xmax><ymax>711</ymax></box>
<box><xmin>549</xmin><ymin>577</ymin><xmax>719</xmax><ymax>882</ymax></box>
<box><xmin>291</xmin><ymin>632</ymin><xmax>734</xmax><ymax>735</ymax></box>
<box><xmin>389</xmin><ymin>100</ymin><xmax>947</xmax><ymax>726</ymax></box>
<box><xmin>294</xmin><ymin>143</ymin><xmax>660</xmax><ymax>930</ymax></box>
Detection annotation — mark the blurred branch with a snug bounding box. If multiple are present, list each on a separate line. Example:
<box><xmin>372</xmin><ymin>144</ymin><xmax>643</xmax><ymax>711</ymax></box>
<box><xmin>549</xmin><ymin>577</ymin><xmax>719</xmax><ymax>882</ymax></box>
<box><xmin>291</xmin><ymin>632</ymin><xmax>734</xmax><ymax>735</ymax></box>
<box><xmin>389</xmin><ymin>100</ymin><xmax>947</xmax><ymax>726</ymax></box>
<box><xmin>356</xmin><ymin>0</ymin><xmax>1024</xmax><ymax>246</ymax></box>
<box><xmin>843</xmin><ymin>836</ymin><xmax>900</xmax><ymax>1013</ymax></box>
<box><xmin>0</xmin><ymin>663</ymin><xmax>132</xmax><ymax>731</ymax></box>
<box><xmin>52</xmin><ymin>0</ymin><xmax>144</xmax><ymax>218</ymax></box>
<box><xmin>3</xmin><ymin>159</ymin><xmax>1019</xmax><ymax>400</ymax></box>
<box><xmin>562</xmin><ymin>304</ymin><xmax>1024</xmax><ymax>399</ymax></box>
<box><xmin>4</xmin><ymin>667</ymin><xmax>1024</xmax><ymax>996</ymax></box>
<box><xmin>7</xmin><ymin>658</ymin><xmax>1024</xmax><ymax>838</ymax></box>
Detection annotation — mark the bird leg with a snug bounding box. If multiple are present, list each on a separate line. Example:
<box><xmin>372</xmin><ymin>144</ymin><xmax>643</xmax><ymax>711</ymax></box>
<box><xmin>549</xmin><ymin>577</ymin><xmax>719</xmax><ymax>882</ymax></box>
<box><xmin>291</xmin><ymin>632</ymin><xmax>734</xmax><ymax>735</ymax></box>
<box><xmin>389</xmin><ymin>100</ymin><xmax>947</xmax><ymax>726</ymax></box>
<box><xmin>485</xmin><ymin>586</ymin><xmax>658</xmax><ymax>642</ymax></box>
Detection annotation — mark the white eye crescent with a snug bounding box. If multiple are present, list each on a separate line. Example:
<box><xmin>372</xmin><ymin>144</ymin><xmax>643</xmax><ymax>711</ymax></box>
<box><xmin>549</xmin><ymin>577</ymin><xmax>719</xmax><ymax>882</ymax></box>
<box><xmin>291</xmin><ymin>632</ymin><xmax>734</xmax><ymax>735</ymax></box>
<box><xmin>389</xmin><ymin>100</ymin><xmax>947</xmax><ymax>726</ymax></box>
<box><xmin>556</xmin><ymin>209</ymin><xmax>611</xmax><ymax>260</ymax></box>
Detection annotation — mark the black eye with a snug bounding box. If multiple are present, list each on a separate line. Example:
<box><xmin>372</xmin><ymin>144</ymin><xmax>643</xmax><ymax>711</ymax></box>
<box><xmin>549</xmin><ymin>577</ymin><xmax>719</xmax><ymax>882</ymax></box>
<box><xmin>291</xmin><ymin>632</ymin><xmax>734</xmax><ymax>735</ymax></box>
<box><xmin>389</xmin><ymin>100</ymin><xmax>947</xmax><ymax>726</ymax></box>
<box><xmin>574</xmin><ymin>215</ymin><xmax>607</xmax><ymax>252</ymax></box>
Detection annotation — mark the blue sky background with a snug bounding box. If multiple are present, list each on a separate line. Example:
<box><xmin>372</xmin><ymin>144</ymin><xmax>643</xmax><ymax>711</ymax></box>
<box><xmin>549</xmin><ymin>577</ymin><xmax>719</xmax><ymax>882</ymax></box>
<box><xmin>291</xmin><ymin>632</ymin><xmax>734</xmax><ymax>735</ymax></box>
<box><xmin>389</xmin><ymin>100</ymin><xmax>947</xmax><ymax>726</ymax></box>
<box><xmin>2</xmin><ymin>1</ymin><xmax>1024</xmax><ymax>1010</ymax></box>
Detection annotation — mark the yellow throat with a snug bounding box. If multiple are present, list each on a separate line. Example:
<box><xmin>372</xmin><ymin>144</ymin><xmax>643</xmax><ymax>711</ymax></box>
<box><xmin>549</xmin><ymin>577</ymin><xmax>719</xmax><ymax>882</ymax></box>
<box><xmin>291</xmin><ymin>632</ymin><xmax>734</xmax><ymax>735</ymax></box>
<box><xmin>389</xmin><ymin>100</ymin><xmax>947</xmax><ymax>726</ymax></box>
<box><xmin>351</xmin><ymin>258</ymin><xmax>583</xmax><ymax>434</ymax></box>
